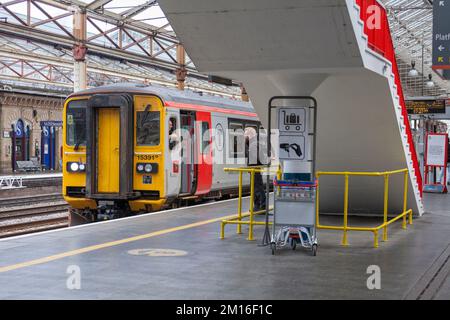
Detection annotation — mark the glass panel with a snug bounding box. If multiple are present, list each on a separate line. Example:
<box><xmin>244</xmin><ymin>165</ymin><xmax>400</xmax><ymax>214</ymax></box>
<box><xmin>228</xmin><ymin>122</ymin><xmax>244</xmax><ymax>159</ymax></box>
<box><xmin>201</xmin><ymin>122</ymin><xmax>210</xmax><ymax>153</ymax></box>
<box><xmin>136</xmin><ymin>111</ymin><xmax>160</xmax><ymax>146</ymax></box>
<box><xmin>66</xmin><ymin>100</ymin><xmax>87</xmax><ymax>147</ymax></box>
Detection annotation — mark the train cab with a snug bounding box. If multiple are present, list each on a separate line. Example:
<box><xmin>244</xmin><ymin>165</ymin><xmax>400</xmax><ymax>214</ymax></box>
<box><xmin>62</xmin><ymin>83</ymin><xmax>260</xmax><ymax>224</ymax></box>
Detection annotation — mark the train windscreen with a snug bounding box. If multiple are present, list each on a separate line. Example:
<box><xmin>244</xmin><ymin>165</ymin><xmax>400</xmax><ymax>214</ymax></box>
<box><xmin>136</xmin><ymin>111</ymin><xmax>160</xmax><ymax>146</ymax></box>
<box><xmin>66</xmin><ymin>99</ymin><xmax>87</xmax><ymax>148</ymax></box>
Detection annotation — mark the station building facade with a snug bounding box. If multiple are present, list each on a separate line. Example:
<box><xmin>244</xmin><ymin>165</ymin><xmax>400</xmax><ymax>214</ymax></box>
<box><xmin>0</xmin><ymin>89</ymin><xmax>65</xmax><ymax>174</ymax></box>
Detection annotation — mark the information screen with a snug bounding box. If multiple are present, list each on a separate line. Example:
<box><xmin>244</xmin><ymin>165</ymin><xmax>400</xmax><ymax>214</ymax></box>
<box><xmin>406</xmin><ymin>99</ymin><xmax>446</xmax><ymax>114</ymax></box>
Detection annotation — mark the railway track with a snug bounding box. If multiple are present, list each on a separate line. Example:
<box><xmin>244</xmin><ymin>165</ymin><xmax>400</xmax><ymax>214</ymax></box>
<box><xmin>0</xmin><ymin>193</ymin><xmax>64</xmax><ymax>208</ymax></box>
<box><xmin>0</xmin><ymin>202</ymin><xmax>69</xmax><ymax>238</ymax></box>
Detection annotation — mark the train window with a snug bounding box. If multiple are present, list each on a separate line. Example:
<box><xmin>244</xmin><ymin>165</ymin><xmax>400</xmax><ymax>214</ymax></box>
<box><xmin>136</xmin><ymin>111</ymin><xmax>160</xmax><ymax>146</ymax></box>
<box><xmin>168</xmin><ymin>117</ymin><xmax>178</xmax><ymax>150</ymax></box>
<box><xmin>229</xmin><ymin>122</ymin><xmax>244</xmax><ymax>159</ymax></box>
<box><xmin>66</xmin><ymin>99</ymin><xmax>87</xmax><ymax>147</ymax></box>
<box><xmin>201</xmin><ymin>122</ymin><xmax>210</xmax><ymax>153</ymax></box>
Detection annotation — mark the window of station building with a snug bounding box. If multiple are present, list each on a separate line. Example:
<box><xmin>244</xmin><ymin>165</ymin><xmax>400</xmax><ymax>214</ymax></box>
<box><xmin>136</xmin><ymin>110</ymin><xmax>160</xmax><ymax>146</ymax></box>
<box><xmin>66</xmin><ymin>99</ymin><xmax>87</xmax><ymax>148</ymax></box>
<box><xmin>228</xmin><ymin>122</ymin><xmax>244</xmax><ymax>159</ymax></box>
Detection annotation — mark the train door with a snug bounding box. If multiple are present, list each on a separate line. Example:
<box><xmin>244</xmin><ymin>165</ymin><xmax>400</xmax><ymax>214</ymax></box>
<box><xmin>165</xmin><ymin>109</ymin><xmax>181</xmax><ymax>197</ymax></box>
<box><xmin>180</xmin><ymin>111</ymin><xmax>195</xmax><ymax>194</ymax></box>
<box><xmin>96</xmin><ymin>108</ymin><xmax>120</xmax><ymax>193</ymax></box>
<box><xmin>195</xmin><ymin>111</ymin><xmax>212</xmax><ymax>195</ymax></box>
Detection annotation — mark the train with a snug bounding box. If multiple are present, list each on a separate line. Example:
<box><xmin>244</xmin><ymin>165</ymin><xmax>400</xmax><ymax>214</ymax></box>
<box><xmin>62</xmin><ymin>83</ymin><xmax>266</xmax><ymax>224</ymax></box>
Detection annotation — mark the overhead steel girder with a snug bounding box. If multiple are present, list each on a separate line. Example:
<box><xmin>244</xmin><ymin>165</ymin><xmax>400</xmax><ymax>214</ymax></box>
<box><xmin>38</xmin><ymin>0</ymin><xmax>176</xmax><ymax>39</ymax></box>
<box><xmin>122</xmin><ymin>0</ymin><xmax>157</xmax><ymax>20</ymax></box>
<box><xmin>0</xmin><ymin>48</ymin><xmax>174</xmax><ymax>84</ymax></box>
<box><xmin>0</xmin><ymin>22</ymin><xmax>195</xmax><ymax>74</ymax></box>
<box><xmin>0</xmin><ymin>48</ymin><xmax>239</xmax><ymax>97</ymax></box>
<box><xmin>0</xmin><ymin>0</ymin><xmax>177</xmax><ymax>43</ymax></box>
<box><xmin>86</xmin><ymin>0</ymin><xmax>113</xmax><ymax>10</ymax></box>
<box><xmin>0</xmin><ymin>0</ymin><xmax>194</xmax><ymax>75</ymax></box>
<box><xmin>0</xmin><ymin>73</ymin><xmax>73</xmax><ymax>87</ymax></box>
<box><xmin>0</xmin><ymin>0</ymin><xmax>240</xmax><ymax>90</ymax></box>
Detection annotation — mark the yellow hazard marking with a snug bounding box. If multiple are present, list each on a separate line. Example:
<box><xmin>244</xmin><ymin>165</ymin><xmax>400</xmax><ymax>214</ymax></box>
<box><xmin>0</xmin><ymin>213</ymin><xmax>237</xmax><ymax>273</ymax></box>
<box><xmin>127</xmin><ymin>248</ymin><xmax>188</xmax><ymax>257</ymax></box>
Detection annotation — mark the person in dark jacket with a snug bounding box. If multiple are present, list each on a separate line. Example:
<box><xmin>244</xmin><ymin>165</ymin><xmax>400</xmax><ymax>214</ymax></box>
<box><xmin>245</xmin><ymin>131</ymin><xmax>266</xmax><ymax>211</ymax></box>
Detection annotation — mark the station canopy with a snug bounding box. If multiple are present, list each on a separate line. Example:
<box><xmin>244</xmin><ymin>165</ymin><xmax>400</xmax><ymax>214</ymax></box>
<box><xmin>0</xmin><ymin>0</ymin><xmax>241</xmax><ymax>97</ymax></box>
<box><xmin>0</xmin><ymin>0</ymin><xmax>448</xmax><ymax>99</ymax></box>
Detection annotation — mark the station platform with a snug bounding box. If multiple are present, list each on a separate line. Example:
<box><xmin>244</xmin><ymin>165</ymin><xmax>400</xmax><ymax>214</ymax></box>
<box><xmin>0</xmin><ymin>194</ymin><xmax>449</xmax><ymax>299</ymax></box>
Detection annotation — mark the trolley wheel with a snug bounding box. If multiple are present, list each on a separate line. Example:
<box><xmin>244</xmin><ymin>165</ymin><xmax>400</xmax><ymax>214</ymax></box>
<box><xmin>271</xmin><ymin>242</ymin><xmax>276</xmax><ymax>255</ymax></box>
<box><xmin>311</xmin><ymin>244</ymin><xmax>318</xmax><ymax>256</ymax></box>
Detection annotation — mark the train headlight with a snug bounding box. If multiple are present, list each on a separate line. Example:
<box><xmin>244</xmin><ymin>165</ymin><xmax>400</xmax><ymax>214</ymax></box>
<box><xmin>67</xmin><ymin>162</ymin><xmax>86</xmax><ymax>173</ymax></box>
<box><xmin>136</xmin><ymin>163</ymin><xmax>158</xmax><ymax>174</ymax></box>
<box><xmin>70</xmin><ymin>162</ymin><xmax>79</xmax><ymax>172</ymax></box>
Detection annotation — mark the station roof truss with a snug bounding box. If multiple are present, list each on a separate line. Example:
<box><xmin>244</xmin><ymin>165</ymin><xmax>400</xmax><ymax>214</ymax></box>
<box><xmin>0</xmin><ymin>0</ymin><xmax>446</xmax><ymax>100</ymax></box>
<box><xmin>381</xmin><ymin>0</ymin><xmax>450</xmax><ymax>98</ymax></box>
<box><xmin>0</xmin><ymin>0</ymin><xmax>241</xmax><ymax>97</ymax></box>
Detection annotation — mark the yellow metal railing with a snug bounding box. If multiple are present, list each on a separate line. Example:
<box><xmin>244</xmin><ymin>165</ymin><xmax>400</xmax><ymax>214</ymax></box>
<box><xmin>220</xmin><ymin>166</ymin><xmax>280</xmax><ymax>241</ymax></box>
<box><xmin>316</xmin><ymin>168</ymin><xmax>413</xmax><ymax>248</ymax></box>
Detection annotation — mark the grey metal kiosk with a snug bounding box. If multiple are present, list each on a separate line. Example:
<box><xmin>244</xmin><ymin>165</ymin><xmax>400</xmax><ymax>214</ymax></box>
<box><xmin>261</xmin><ymin>96</ymin><xmax>318</xmax><ymax>255</ymax></box>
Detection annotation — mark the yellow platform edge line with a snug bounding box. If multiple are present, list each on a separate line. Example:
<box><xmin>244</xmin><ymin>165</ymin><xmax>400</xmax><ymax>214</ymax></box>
<box><xmin>0</xmin><ymin>213</ymin><xmax>238</xmax><ymax>273</ymax></box>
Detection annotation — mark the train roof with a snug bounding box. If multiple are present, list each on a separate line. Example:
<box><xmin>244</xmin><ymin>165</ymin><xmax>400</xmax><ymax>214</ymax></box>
<box><xmin>69</xmin><ymin>83</ymin><xmax>255</xmax><ymax>114</ymax></box>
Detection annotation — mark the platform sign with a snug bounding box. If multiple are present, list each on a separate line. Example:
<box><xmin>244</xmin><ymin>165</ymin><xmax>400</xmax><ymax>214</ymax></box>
<box><xmin>406</xmin><ymin>99</ymin><xmax>446</xmax><ymax>115</ymax></box>
<box><xmin>424</xmin><ymin>133</ymin><xmax>448</xmax><ymax>193</ymax></box>
<box><xmin>278</xmin><ymin>107</ymin><xmax>308</xmax><ymax>161</ymax></box>
<box><xmin>433</xmin><ymin>0</ymin><xmax>450</xmax><ymax>69</ymax></box>
<box><xmin>40</xmin><ymin>121</ymin><xmax>63</xmax><ymax>127</ymax></box>
<box><xmin>426</xmin><ymin>133</ymin><xmax>447</xmax><ymax>166</ymax></box>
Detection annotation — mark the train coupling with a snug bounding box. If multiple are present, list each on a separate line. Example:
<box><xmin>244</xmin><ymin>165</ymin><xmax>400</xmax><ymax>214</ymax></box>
<box><xmin>97</xmin><ymin>201</ymin><xmax>127</xmax><ymax>220</ymax></box>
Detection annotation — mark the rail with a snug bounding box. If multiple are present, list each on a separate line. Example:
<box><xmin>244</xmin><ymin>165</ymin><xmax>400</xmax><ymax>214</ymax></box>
<box><xmin>0</xmin><ymin>202</ymin><xmax>69</xmax><ymax>238</ymax></box>
<box><xmin>220</xmin><ymin>166</ymin><xmax>280</xmax><ymax>241</ymax></box>
<box><xmin>315</xmin><ymin>168</ymin><xmax>413</xmax><ymax>248</ymax></box>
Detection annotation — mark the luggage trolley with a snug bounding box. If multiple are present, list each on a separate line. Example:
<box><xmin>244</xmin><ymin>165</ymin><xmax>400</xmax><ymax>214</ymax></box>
<box><xmin>261</xmin><ymin>95</ymin><xmax>318</xmax><ymax>256</ymax></box>
<box><xmin>271</xmin><ymin>179</ymin><xmax>318</xmax><ymax>255</ymax></box>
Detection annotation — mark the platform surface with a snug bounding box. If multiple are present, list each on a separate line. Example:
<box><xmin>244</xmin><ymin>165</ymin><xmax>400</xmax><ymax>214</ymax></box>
<box><xmin>0</xmin><ymin>194</ymin><xmax>449</xmax><ymax>299</ymax></box>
